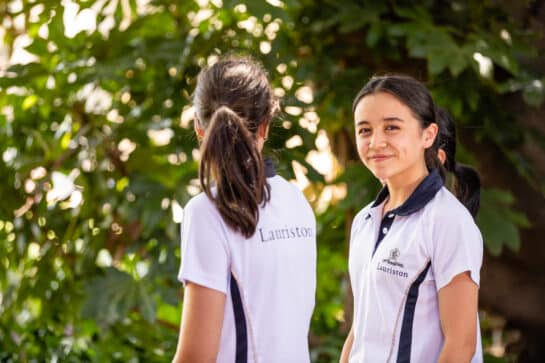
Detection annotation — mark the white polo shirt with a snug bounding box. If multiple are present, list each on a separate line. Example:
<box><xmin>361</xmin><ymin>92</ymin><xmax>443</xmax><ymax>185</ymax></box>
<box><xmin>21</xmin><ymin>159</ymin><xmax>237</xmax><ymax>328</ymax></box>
<box><xmin>178</xmin><ymin>160</ymin><xmax>316</xmax><ymax>363</ymax></box>
<box><xmin>348</xmin><ymin>169</ymin><xmax>483</xmax><ymax>363</ymax></box>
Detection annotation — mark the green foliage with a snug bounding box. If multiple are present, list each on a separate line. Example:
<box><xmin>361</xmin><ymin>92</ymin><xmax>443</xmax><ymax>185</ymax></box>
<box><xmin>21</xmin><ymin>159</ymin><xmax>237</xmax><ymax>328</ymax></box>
<box><xmin>478</xmin><ymin>189</ymin><xmax>531</xmax><ymax>256</ymax></box>
<box><xmin>0</xmin><ymin>0</ymin><xmax>543</xmax><ymax>361</ymax></box>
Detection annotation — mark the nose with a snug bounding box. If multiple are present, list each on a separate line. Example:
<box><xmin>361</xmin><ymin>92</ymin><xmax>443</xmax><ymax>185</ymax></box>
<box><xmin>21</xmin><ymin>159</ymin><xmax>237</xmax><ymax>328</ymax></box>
<box><xmin>369</xmin><ymin>131</ymin><xmax>387</xmax><ymax>148</ymax></box>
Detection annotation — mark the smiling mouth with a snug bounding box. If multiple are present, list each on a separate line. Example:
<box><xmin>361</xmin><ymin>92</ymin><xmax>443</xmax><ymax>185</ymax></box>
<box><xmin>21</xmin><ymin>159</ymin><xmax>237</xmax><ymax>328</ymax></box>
<box><xmin>368</xmin><ymin>155</ymin><xmax>392</xmax><ymax>162</ymax></box>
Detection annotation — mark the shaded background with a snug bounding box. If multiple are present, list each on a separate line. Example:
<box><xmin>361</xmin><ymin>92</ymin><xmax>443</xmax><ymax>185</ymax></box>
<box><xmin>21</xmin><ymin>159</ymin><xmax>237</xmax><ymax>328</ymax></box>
<box><xmin>1</xmin><ymin>0</ymin><xmax>544</xmax><ymax>362</ymax></box>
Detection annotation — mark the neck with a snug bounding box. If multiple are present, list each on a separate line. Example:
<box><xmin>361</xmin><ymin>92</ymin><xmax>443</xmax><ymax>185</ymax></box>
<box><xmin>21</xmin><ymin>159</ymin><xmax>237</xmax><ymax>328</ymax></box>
<box><xmin>384</xmin><ymin>164</ymin><xmax>429</xmax><ymax>213</ymax></box>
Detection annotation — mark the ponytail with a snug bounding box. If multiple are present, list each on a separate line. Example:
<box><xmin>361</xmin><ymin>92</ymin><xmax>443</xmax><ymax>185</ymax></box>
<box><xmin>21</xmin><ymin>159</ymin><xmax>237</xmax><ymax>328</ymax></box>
<box><xmin>436</xmin><ymin>107</ymin><xmax>481</xmax><ymax>218</ymax></box>
<box><xmin>199</xmin><ymin>105</ymin><xmax>270</xmax><ymax>238</ymax></box>
<box><xmin>452</xmin><ymin>162</ymin><xmax>481</xmax><ymax>218</ymax></box>
<box><xmin>425</xmin><ymin>147</ymin><xmax>445</xmax><ymax>179</ymax></box>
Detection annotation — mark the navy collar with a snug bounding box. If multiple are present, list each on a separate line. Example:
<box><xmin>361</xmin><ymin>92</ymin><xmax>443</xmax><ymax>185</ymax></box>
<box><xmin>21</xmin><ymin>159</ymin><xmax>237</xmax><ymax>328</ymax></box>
<box><xmin>371</xmin><ymin>169</ymin><xmax>443</xmax><ymax>216</ymax></box>
<box><xmin>264</xmin><ymin>158</ymin><xmax>276</xmax><ymax>178</ymax></box>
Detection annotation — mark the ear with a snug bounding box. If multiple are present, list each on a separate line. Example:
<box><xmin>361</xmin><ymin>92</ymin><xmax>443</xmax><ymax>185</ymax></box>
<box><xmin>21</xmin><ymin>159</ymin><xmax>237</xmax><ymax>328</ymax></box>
<box><xmin>422</xmin><ymin>122</ymin><xmax>438</xmax><ymax>148</ymax></box>
<box><xmin>194</xmin><ymin>116</ymin><xmax>204</xmax><ymax>139</ymax></box>
<box><xmin>437</xmin><ymin>148</ymin><xmax>446</xmax><ymax>165</ymax></box>
<box><xmin>257</xmin><ymin>121</ymin><xmax>270</xmax><ymax>140</ymax></box>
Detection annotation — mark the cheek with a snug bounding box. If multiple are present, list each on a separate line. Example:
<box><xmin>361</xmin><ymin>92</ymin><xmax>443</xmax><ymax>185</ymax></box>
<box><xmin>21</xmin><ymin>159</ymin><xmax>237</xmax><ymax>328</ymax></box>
<box><xmin>356</xmin><ymin>138</ymin><xmax>368</xmax><ymax>154</ymax></box>
<box><xmin>356</xmin><ymin>139</ymin><xmax>370</xmax><ymax>163</ymax></box>
<box><xmin>397</xmin><ymin>135</ymin><xmax>425</xmax><ymax>159</ymax></box>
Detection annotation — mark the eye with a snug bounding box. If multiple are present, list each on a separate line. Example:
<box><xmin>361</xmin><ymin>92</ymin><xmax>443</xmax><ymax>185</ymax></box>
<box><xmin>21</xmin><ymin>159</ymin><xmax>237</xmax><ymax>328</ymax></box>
<box><xmin>385</xmin><ymin>125</ymin><xmax>400</xmax><ymax>131</ymax></box>
<box><xmin>358</xmin><ymin>127</ymin><xmax>371</xmax><ymax>136</ymax></box>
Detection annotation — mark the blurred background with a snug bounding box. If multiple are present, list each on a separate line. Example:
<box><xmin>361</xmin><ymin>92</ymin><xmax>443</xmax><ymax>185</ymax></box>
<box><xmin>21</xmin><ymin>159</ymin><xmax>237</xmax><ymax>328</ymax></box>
<box><xmin>1</xmin><ymin>0</ymin><xmax>544</xmax><ymax>362</ymax></box>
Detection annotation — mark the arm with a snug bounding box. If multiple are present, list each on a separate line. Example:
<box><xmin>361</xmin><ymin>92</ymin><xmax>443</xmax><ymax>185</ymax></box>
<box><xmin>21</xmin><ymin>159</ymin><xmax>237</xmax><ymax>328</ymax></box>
<box><xmin>437</xmin><ymin>271</ymin><xmax>478</xmax><ymax>363</ymax></box>
<box><xmin>172</xmin><ymin>282</ymin><xmax>226</xmax><ymax>363</ymax></box>
<box><xmin>339</xmin><ymin>326</ymin><xmax>354</xmax><ymax>363</ymax></box>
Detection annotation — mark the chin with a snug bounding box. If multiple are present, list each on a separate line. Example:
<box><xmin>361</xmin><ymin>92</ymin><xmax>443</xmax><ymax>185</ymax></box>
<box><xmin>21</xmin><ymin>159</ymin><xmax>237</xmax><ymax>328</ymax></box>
<box><xmin>372</xmin><ymin>170</ymin><xmax>391</xmax><ymax>182</ymax></box>
<box><xmin>369</xmin><ymin>168</ymin><xmax>392</xmax><ymax>180</ymax></box>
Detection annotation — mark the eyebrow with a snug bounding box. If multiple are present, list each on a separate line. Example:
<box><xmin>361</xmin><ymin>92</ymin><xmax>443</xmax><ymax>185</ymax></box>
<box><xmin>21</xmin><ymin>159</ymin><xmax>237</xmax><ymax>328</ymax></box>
<box><xmin>356</xmin><ymin>117</ymin><xmax>405</xmax><ymax>126</ymax></box>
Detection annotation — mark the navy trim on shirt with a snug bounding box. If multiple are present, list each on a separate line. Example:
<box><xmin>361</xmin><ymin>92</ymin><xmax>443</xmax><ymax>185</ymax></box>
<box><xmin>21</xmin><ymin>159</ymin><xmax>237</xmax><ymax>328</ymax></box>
<box><xmin>372</xmin><ymin>212</ymin><xmax>396</xmax><ymax>256</ymax></box>
<box><xmin>264</xmin><ymin>158</ymin><xmax>276</xmax><ymax>178</ymax></box>
<box><xmin>369</xmin><ymin>169</ymin><xmax>443</xmax><ymax>254</ymax></box>
<box><xmin>230</xmin><ymin>274</ymin><xmax>248</xmax><ymax>363</ymax></box>
<box><xmin>364</xmin><ymin>170</ymin><xmax>443</xmax><ymax>361</ymax></box>
<box><xmin>371</xmin><ymin>169</ymin><xmax>443</xmax><ymax>216</ymax></box>
<box><xmin>396</xmin><ymin>262</ymin><xmax>432</xmax><ymax>363</ymax></box>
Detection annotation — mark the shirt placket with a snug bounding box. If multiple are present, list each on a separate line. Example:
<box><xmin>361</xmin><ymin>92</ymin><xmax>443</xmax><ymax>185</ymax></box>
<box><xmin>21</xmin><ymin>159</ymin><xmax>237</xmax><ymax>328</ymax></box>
<box><xmin>372</xmin><ymin>211</ymin><xmax>396</xmax><ymax>257</ymax></box>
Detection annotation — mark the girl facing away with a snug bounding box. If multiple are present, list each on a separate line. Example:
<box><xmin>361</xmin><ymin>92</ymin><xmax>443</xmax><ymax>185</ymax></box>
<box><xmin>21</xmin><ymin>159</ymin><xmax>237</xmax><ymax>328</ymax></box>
<box><xmin>173</xmin><ymin>56</ymin><xmax>316</xmax><ymax>363</ymax></box>
<box><xmin>340</xmin><ymin>75</ymin><xmax>483</xmax><ymax>363</ymax></box>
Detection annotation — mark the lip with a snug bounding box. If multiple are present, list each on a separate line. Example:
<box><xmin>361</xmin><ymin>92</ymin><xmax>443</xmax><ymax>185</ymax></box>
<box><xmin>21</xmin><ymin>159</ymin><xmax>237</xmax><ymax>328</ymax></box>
<box><xmin>368</xmin><ymin>155</ymin><xmax>392</xmax><ymax>162</ymax></box>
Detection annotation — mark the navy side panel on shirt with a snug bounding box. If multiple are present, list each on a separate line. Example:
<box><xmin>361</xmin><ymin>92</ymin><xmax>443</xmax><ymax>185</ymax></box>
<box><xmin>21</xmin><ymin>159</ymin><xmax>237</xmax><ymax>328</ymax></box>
<box><xmin>229</xmin><ymin>158</ymin><xmax>272</xmax><ymax>363</ymax></box>
<box><xmin>230</xmin><ymin>273</ymin><xmax>248</xmax><ymax>363</ymax></box>
<box><xmin>396</xmin><ymin>262</ymin><xmax>432</xmax><ymax>363</ymax></box>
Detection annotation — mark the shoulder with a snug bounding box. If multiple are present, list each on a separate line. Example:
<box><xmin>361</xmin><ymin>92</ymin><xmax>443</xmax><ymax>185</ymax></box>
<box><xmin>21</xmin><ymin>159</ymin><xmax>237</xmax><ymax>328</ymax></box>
<box><xmin>182</xmin><ymin>192</ymin><xmax>232</xmax><ymax>244</ymax></box>
<box><xmin>184</xmin><ymin>192</ymin><xmax>222</xmax><ymax>220</ymax></box>
<box><xmin>426</xmin><ymin>187</ymin><xmax>472</xmax><ymax>220</ymax></box>
<box><xmin>269</xmin><ymin>175</ymin><xmax>312</xmax><ymax>208</ymax></box>
<box><xmin>185</xmin><ymin>192</ymin><xmax>209</xmax><ymax>210</ymax></box>
<box><xmin>424</xmin><ymin>187</ymin><xmax>480</xmax><ymax>234</ymax></box>
<box><xmin>356</xmin><ymin>201</ymin><xmax>374</xmax><ymax>222</ymax></box>
<box><xmin>351</xmin><ymin>202</ymin><xmax>374</xmax><ymax>232</ymax></box>
<box><xmin>269</xmin><ymin>175</ymin><xmax>300</xmax><ymax>193</ymax></box>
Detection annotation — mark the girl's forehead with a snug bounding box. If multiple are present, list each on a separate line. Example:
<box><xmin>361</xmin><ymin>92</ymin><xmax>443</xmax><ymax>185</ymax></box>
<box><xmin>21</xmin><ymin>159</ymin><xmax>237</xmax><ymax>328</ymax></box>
<box><xmin>356</xmin><ymin>92</ymin><xmax>407</xmax><ymax>109</ymax></box>
<box><xmin>354</xmin><ymin>93</ymin><xmax>414</xmax><ymax>120</ymax></box>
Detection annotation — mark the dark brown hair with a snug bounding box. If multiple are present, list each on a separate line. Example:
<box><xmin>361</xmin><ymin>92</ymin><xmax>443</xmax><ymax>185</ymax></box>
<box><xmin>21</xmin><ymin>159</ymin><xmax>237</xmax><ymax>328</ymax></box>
<box><xmin>194</xmin><ymin>56</ymin><xmax>278</xmax><ymax>237</ymax></box>
<box><xmin>352</xmin><ymin>74</ymin><xmax>443</xmax><ymax>173</ymax></box>
<box><xmin>437</xmin><ymin>108</ymin><xmax>481</xmax><ymax>217</ymax></box>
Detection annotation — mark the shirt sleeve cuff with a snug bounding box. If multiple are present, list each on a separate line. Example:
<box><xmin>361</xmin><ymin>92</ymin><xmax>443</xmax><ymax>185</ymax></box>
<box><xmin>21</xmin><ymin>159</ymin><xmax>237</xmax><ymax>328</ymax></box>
<box><xmin>435</xmin><ymin>265</ymin><xmax>480</xmax><ymax>291</ymax></box>
<box><xmin>178</xmin><ymin>271</ymin><xmax>228</xmax><ymax>295</ymax></box>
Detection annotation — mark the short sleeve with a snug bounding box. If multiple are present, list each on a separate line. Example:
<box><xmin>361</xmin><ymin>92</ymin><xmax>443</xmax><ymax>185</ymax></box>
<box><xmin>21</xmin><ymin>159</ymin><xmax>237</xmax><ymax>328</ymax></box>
<box><xmin>177</xmin><ymin>196</ymin><xmax>230</xmax><ymax>294</ymax></box>
<box><xmin>428</xmin><ymin>207</ymin><xmax>483</xmax><ymax>291</ymax></box>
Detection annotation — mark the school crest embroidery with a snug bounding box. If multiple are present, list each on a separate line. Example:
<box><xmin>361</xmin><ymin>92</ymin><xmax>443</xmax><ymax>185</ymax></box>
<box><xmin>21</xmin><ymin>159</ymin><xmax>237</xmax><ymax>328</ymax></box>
<box><xmin>383</xmin><ymin>248</ymin><xmax>404</xmax><ymax>268</ymax></box>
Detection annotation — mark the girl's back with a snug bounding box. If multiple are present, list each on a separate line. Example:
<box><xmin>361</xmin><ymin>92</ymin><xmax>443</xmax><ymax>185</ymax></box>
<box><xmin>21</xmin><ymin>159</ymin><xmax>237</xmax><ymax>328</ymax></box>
<box><xmin>173</xmin><ymin>55</ymin><xmax>316</xmax><ymax>363</ymax></box>
<box><xmin>179</xmin><ymin>166</ymin><xmax>316</xmax><ymax>363</ymax></box>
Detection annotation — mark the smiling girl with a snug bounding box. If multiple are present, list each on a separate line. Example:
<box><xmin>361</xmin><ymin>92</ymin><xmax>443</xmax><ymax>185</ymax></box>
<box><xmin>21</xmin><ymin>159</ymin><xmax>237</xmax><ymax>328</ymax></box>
<box><xmin>340</xmin><ymin>75</ymin><xmax>483</xmax><ymax>363</ymax></box>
